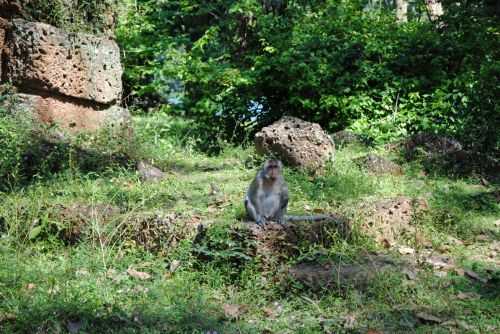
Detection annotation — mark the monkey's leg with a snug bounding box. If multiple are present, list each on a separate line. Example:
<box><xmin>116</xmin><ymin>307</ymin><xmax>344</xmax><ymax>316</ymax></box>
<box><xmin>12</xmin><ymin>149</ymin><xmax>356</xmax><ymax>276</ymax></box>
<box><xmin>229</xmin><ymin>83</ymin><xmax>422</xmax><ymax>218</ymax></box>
<box><xmin>244</xmin><ymin>197</ymin><xmax>265</xmax><ymax>225</ymax></box>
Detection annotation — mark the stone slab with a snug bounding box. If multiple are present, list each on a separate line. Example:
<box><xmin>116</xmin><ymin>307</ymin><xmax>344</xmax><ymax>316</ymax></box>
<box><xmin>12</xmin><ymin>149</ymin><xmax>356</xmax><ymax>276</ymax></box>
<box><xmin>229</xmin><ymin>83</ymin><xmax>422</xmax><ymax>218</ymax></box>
<box><xmin>4</xmin><ymin>19</ymin><xmax>122</xmax><ymax>104</ymax></box>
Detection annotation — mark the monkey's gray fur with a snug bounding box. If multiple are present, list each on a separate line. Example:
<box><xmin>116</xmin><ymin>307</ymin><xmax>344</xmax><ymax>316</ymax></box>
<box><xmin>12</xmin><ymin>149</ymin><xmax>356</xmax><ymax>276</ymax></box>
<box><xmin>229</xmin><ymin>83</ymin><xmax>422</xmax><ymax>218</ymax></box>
<box><xmin>245</xmin><ymin>159</ymin><xmax>346</xmax><ymax>226</ymax></box>
<box><xmin>245</xmin><ymin>159</ymin><xmax>288</xmax><ymax>225</ymax></box>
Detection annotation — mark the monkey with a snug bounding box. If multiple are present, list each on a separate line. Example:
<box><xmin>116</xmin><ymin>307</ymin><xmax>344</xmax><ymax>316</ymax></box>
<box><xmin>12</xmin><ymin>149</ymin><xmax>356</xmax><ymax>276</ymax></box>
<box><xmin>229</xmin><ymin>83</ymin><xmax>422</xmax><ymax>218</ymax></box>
<box><xmin>245</xmin><ymin>159</ymin><xmax>288</xmax><ymax>225</ymax></box>
<box><xmin>245</xmin><ymin>159</ymin><xmax>342</xmax><ymax>226</ymax></box>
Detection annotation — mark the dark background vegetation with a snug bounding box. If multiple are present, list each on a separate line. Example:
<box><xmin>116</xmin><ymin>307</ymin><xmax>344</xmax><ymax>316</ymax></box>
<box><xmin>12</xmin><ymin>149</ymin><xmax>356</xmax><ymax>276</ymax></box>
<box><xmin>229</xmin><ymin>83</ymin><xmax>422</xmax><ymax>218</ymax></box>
<box><xmin>117</xmin><ymin>0</ymin><xmax>499</xmax><ymax>152</ymax></box>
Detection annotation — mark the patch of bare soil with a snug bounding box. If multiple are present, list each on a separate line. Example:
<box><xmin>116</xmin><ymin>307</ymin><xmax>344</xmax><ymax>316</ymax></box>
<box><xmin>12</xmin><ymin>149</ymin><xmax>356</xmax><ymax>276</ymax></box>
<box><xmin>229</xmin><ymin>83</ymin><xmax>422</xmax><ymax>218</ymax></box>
<box><xmin>120</xmin><ymin>212</ymin><xmax>202</xmax><ymax>254</ymax></box>
<box><xmin>52</xmin><ymin>202</ymin><xmax>121</xmax><ymax>243</ymax></box>
<box><xmin>248</xmin><ymin>216</ymin><xmax>351</xmax><ymax>261</ymax></box>
<box><xmin>289</xmin><ymin>252</ymin><xmax>416</xmax><ymax>290</ymax></box>
<box><xmin>359</xmin><ymin>196</ymin><xmax>428</xmax><ymax>246</ymax></box>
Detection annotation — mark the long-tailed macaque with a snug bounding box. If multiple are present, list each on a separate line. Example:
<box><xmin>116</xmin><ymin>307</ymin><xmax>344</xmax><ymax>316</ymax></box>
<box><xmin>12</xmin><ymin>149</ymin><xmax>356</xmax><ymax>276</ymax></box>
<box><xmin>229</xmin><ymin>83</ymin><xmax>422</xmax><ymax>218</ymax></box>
<box><xmin>245</xmin><ymin>159</ymin><xmax>288</xmax><ymax>225</ymax></box>
<box><xmin>245</xmin><ymin>159</ymin><xmax>335</xmax><ymax>225</ymax></box>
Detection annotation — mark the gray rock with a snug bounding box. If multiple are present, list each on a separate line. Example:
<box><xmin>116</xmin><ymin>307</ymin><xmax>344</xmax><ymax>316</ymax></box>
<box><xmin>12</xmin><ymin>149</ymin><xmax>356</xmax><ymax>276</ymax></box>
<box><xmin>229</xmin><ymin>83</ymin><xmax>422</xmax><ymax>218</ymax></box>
<box><xmin>355</xmin><ymin>153</ymin><xmax>403</xmax><ymax>175</ymax></box>
<box><xmin>404</xmin><ymin>132</ymin><xmax>462</xmax><ymax>160</ymax></box>
<box><xmin>254</xmin><ymin>116</ymin><xmax>335</xmax><ymax>170</ymax></box>
<box><xmin>137</xmin><ymin>161</ymin><xmax>166</xmax><ymax>182</ymax></box>
<box><xmin>289</xmin><ymin>253</ymin><xmax>416</xmax><ymax>290</ymax></box>
<box><xmin>358</xmin><ymin>196</ymin><xmax>428</xmax><ymax>246</ymax></box>
<box><xmin>4</xmin><ymin>19</ymin><xmax>122</xmax><ymax>104</ymax></box>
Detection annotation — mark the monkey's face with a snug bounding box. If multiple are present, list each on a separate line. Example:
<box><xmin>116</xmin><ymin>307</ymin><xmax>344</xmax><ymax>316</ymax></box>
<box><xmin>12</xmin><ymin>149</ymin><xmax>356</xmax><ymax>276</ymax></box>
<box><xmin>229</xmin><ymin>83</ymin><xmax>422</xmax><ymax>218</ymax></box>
<box><xmin>264</xmin><ymin>159</ymin><xmax>282</xmax><ymax>180</ymax></box>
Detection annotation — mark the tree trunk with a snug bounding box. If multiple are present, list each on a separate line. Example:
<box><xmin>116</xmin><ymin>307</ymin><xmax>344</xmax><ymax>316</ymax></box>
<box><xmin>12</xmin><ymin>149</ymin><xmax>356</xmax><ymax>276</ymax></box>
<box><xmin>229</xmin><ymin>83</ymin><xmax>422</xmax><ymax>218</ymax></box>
<box><xmin>425</xmin><ymin>0</ymin><xmax>444</xmax><ymax>22</ymax></box>
<box><xmin>395</xmin><ymin>0</ymin><xmax>408</xmax><ymax>23</ymax></box>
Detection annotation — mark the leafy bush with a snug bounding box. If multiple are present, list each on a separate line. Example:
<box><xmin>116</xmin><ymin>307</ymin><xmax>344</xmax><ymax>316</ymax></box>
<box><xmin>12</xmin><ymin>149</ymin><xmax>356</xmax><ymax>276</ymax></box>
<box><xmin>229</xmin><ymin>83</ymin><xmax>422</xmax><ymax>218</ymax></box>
<box><xmin>16</xmin><ymin>0</ymin><xmax>117</xmax><ymax>34</ymax></box>
<box><xmin>0</xmin><ymin>103</ymin><xmax>32</xmax><ymax>188</ymax></box>
<box><xmin>118</xmin><ymin>0</ymin><xmax>499</xmax><ymax>153</ymax></box>
<box><xmin>0</xmin><ymin>90</ymin><xmax>138</xmax><ymax>189</ymax></box>
<box><xmin>193</xmin><ymin>222</ymin><xmax>256</xmax><ymax>279</ymax></box>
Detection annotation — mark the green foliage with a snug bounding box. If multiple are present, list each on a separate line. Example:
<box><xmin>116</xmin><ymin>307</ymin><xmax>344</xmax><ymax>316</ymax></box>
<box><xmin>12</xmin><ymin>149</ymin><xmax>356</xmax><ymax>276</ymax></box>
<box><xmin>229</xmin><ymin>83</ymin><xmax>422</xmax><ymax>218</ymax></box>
<box><xmin>0</xmin><ymin>96</ymin><xmax>33</xmax><ymax>188</ymax></box>
<box><xmin>118</xmin><ymin>0</ymin><xmax>499</xmax><ymax>152</ymax></box>
<box><xmin>0</xmin><ymin>94</ymin><xmax>138</xmax><ymax>190</ymax></box>
<box><xmin>18</xmin><ymin>0</ymin><xmax>117</xmax><ymax>34</ymax></box>
<box><xmin>193</xmin><ymin>222</ymin><xmax>256</xmax><ymax>278</ymax></box>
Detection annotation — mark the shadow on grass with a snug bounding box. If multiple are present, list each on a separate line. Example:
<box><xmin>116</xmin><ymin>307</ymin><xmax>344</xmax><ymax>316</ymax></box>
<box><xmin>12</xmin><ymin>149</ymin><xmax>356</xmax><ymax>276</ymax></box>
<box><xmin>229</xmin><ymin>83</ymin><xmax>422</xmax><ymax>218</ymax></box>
<box><xmin>1</xmin><ymin>302</ymin><xmax>245</xmax><ymax>334</ymax></box>
<box><xmin>432</xmin><ymin>187</ymin><xmax>500</xmax><ymax>216</ymax></box>
<box><xmin>0</xmin><ymin>138</ymin><xmax>136</xmax><ymax>193</ymax></box>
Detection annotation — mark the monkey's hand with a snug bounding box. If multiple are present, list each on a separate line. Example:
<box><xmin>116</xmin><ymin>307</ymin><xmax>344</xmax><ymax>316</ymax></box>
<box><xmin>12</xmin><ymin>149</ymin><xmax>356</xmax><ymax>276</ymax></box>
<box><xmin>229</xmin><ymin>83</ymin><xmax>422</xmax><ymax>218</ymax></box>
<box><xmin>255</xmin><ymin>217</ymin><xmax>267</xmax><ymax>226</ymax></box>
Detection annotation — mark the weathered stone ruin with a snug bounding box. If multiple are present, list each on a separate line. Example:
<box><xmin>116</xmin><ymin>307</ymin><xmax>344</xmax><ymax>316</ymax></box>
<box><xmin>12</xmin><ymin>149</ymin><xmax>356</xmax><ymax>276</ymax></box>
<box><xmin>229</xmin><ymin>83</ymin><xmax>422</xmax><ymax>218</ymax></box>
<box><xmin>254</xmin><ymin>116</ymin><xmax>335</xmax><ymax>170</ymax></box>
<box><xmin>0</xmin><ymin>4</ymin><xmax>128</xmax><ymax>134</ymax></box>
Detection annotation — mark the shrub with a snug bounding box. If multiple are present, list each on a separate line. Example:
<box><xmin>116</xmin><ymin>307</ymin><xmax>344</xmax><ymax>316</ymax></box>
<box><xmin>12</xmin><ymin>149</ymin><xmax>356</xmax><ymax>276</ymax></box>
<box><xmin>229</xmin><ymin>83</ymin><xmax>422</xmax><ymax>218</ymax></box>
<box><xmin>0</xmin><ymin>89</ymin><xmax>138</xmax><ymax>189</ymax></box>
<box><xmin>118</xmin><ymin>0</ymin><xmax>499</xmax><ymax>153</ymax></box>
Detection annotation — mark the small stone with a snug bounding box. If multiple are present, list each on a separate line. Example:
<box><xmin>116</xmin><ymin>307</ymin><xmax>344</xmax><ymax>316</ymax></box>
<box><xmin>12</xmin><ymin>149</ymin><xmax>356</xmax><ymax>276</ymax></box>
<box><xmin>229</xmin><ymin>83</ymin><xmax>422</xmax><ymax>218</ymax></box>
<box><xmin>354</xmin><ymin>154</ymin><xmax>403</xmax><ymax>175</ymax></box>
<box><xmin>137</xmin><ymin>161</ymin><xmax>166</xmax><ymax>182</ymax></box>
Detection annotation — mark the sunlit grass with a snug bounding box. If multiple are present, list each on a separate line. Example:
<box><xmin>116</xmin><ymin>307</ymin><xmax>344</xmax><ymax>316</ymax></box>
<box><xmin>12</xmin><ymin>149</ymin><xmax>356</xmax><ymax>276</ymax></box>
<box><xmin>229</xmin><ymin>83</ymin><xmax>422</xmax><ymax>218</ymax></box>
<box><xmin>0</xmin><ymin>114</ymin><xmax>498</xmax><ymax>333</ymax></box>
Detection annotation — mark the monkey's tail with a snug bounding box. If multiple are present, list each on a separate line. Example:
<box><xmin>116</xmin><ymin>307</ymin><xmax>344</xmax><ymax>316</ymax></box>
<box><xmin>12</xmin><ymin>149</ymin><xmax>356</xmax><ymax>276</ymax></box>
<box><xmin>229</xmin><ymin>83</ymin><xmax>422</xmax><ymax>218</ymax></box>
<box><xmin>285</xmin><ymin>214</ymin><xmax>339</xmax><ymax>222</ymax></box>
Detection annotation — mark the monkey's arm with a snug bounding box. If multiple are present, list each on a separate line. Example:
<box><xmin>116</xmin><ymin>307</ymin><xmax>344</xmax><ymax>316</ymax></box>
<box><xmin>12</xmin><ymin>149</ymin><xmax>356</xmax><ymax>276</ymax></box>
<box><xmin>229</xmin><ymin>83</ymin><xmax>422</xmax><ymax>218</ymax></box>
<box><xmin>276</xmin><ymin>188</ymin><xmax>288</xmax><ymax>225</ymax></box>
<box><xmin>245</xmin><ymin>196</ymin><xmax>265</xmax><ymax>225</ymax></box>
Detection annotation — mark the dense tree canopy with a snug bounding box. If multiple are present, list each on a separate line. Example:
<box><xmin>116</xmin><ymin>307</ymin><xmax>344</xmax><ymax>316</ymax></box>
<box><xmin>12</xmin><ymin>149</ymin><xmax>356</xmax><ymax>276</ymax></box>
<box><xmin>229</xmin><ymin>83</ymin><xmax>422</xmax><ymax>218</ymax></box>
<box><xmin>117</xmin><ymin>0</ymin><xmax>499</xmax><ymax>152</ymax></box>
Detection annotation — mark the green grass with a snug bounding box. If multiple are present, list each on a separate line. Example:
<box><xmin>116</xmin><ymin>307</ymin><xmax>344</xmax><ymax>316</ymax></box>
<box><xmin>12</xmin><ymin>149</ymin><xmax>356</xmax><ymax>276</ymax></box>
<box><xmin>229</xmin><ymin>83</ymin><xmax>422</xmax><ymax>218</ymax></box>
<box><xmin>0</xmin><ymin>113</ymin><xmax>498</xmax><ymax>333</ymax></box>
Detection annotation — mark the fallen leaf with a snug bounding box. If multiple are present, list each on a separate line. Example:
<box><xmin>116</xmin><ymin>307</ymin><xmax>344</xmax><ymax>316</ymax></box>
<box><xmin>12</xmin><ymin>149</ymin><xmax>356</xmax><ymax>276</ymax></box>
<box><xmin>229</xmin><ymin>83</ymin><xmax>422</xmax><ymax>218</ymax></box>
<box><xmin>75</xmin><ymin>269</ymin><xmax>89</xmax><ymax>276</ymax></box>
<box><xmin>415</xmin><ymin>232</ymin><xmax>430</xmax><ymax>247</ymax></box>
<box><xmin>106</xmin><ymin>268</ymin><xmax>118</xmax><ymax>278</ymax></box>
<box><xmin>476</xmin><ymin>234</ymin><xmax>489</xmax><ymax>242</ymax></box>
<box><xmin>424</xmin><ymin>255</ymin><xmax>455</xmax><ymax>270</ymax></box>
<box><xmin>480</xmin><ymin>177</ymin><xmax>490</xmax><ymax>186</ymax></box>
<box><xmin>223</xmin><ymin>303</ymin><xmax>246</xmax><ymax>320</ymax></box>
<box><xmin>456</xmin><ymin>292</ymin><xmax>480</xmax><ymax>300</ymax></box>
<box><xmin>169</xmin><ymin>260</ymin><xmax>181</xmax><ymax>273</ymax></box>
<box><xmin>415</xmin><ymin>312</ymin><xmax>442</xmax><ymax>324</ymax></box>
<box><xmin>0</xmin><ymin>313</ymin><xmax>16</xmax><ymax>322</ymax></box>
<box><xmin>434</xmin><ymin>271</ymin><xmax>447</xmax><ymax>278</ymax></box>
<box><xmin>132</xmin><ymin>285</ymin><xmax>149</xmax><ymax>294</ymax></box>
<box><xmin>127</xmin><ymin>268</ymin><xmax>151</xmax><ymax>280</ymax></box>
<box><xmin>343</xmin><ymin>314</ymin><xmax>356</xmax><ymax>329</ymax></box>
<box><xmin>366</xmin><ymin>330</ymin><xmax>382</xmax><ymax>334</ymax></box>
<box><xmin>398</xmin><ymin>246</ymin><xmax>415</xmax><ymax>255</ymax></box>
<box><xmin>464</xmin><ymin>269</ymin><xmax>488</xmax><ymax>283</ymax></box>
<box><xmin>263</xmin><ymin>307</ymin><xmax>276</xmax><ymax>318</ymax></box>
<box><xmin>48</xmin><ymin>285</ymin><xmax>60</xmax><ymax>295</ymax></box>
<box><xmin>437</xmin><ymin>244</ymin><xmax>451</xmax><ymax>253</ymax></box>
<box><xmin>402</xmin><ymin>268</ymin><xmax>417</xmax><ymax>280</ymax></box>
<box><xmin>382</xmin><ymin>238</ymin><xmax>392</xmax><ymax>249</ymax></box>
<box><xmin>446</xmin><ymin>236</ymin><xmax>464</xmax><ymax>246</ymax></box>
<box><xmin>486</xmin><ymin>325</ymin><xmax>498</xmax><ymax>332</ymax></box>
<box><xmin>442</xmin><ymin>320</ymin><xmax>473</xmax><ymax>331</ymax></box>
